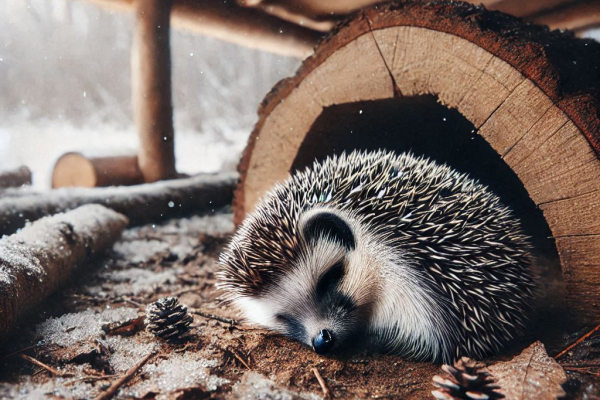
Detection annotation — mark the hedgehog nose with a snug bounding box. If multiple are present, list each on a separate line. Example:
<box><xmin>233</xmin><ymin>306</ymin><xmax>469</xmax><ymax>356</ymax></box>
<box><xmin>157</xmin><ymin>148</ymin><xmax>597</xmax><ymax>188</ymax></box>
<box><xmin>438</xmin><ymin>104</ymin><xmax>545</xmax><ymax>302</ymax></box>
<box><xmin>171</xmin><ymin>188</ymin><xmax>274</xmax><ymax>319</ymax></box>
<box><xmin>312</xmin><ymin>329</ymin><xmax>334</xmax><ymax>354</ymax></box>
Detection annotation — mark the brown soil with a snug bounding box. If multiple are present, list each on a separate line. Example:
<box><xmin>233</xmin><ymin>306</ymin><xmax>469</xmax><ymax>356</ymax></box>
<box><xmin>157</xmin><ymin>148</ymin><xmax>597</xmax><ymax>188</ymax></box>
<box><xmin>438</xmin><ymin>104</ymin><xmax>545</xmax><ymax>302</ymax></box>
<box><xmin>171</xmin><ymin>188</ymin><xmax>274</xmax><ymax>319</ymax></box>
<box><xmin>0</xmin><ymin>213</ymin><xmax>597</xmax><ymax>399</ymax></box>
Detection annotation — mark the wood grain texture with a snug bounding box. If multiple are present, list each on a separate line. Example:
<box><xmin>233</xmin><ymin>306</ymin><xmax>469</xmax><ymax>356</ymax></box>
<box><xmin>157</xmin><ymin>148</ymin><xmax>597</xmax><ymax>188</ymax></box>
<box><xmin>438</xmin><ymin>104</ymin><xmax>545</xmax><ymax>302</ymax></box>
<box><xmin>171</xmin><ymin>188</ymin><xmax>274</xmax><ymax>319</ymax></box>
<box><xmin>555</xmin><ymin>235</ymin><xmax>600</xmax><ymax>320</ymax></box>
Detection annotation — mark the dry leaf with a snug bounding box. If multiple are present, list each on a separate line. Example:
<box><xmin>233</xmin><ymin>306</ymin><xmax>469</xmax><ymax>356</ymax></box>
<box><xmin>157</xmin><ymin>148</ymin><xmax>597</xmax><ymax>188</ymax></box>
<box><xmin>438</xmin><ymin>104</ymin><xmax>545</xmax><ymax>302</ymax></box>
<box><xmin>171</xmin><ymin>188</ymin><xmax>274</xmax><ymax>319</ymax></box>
<box><xmin>488</xmin><ymin>341</ymin><xmax>567</xmax><ymax>400</ymax></box>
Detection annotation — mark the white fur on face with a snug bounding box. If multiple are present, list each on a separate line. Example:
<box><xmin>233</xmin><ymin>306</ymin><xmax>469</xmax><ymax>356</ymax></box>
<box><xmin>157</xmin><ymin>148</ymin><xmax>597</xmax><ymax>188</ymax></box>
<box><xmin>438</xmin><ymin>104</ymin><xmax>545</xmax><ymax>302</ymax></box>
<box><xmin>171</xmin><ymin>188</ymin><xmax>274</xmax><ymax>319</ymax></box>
<box><xmin>234</xmin><ymin>211</ymin><xmax>458</xmax><ymax>362</ymax></box>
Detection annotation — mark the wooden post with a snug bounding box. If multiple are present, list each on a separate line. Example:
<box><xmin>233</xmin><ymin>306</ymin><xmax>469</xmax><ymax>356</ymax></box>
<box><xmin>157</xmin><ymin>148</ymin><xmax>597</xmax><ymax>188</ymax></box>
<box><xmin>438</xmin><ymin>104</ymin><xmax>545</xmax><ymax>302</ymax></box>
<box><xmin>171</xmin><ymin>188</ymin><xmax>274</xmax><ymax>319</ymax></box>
<box><xmin>132</xmin><ymin>0</ymin><xmax>177</xmax><ymax>183</ymax></box>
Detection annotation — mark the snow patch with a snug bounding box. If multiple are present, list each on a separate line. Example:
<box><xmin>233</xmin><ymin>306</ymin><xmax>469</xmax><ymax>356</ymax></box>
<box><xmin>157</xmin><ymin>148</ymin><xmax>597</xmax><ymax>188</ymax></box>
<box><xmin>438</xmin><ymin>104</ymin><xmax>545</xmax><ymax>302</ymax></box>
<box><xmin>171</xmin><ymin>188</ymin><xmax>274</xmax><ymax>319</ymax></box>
<box><xmin>233</xmin><ymin>372</ymin><xmax>323</xmax><ymax>400</ymax></box>
<box><xmin>124</xmin><ymin>353</ymin><xmax>228</xmax><ymax>399</ymax></box>
<box><xmin>113</xmin><ymin>240</ymin><xmax>170</xmax><ymax>263</ymax></box>
<box><xmin>37</xmin><ymin>307</ymin><xmax>138</xmax><ymax>347</ymax></box>
<box><xmin>101</xmin><ymin>267</ymin><xmax>182</xmax><ymax>296</ymax></box>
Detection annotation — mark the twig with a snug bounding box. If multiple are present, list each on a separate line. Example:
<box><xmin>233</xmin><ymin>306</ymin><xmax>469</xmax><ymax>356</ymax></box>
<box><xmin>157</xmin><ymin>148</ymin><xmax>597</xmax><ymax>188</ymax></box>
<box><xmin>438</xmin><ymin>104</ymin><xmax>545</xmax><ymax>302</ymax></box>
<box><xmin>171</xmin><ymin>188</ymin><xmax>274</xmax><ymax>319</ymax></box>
<box><xmin>555</xmin><ymin>323</ymin><xmax>600</xmax><ymax>360</ymax></box>
<box><xmin>0</xmin><ymin>344</ymin><xmax>38</xmax><ymax>361</ymax></box>
<box><xmin>93</xmin><ymin>351</ymin><xmax>156</xmax><ymax>400</ymax></box>
<box><xmin>190</xmin><ymin>309</ymin><xmax>237</xmax><ymax>325</ymax></box>
<box><xmin>20</xmin><ymin>354</ymin><xmax>72</xmax><ymax>377</ymax></box>
<box><xmin>122</xmin><ymin>297</ymin><xmax>144</xmax><ymax>308</ymax></box>
<box><xmin>311</xmin><ymin>367</ymin><xmax>332</xmax><ymax>399</ymax></box>
<box><xmin>64</xmin><ymin>374</ymin><xmax>117</xmax><ymax>386</ymax></box>
<box><xmin>233</xmin><ymin>351</ymin><xmax>251</xmax><ymax>370</ymax></box>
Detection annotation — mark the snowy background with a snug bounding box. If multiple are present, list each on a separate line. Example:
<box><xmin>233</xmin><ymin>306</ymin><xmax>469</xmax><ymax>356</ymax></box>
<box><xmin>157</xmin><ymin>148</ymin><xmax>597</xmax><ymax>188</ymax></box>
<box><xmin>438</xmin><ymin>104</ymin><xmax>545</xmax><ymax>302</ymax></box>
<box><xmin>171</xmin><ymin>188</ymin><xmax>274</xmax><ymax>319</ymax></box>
<box><xmin>1</xmin><ymin>0</ymin><xmax>598</xmax><ymax>190</ymax></box>
<box><xmin>0</xmin><ymin>0</ymin><xmax>299</xmax><ymax>189</ymax></box>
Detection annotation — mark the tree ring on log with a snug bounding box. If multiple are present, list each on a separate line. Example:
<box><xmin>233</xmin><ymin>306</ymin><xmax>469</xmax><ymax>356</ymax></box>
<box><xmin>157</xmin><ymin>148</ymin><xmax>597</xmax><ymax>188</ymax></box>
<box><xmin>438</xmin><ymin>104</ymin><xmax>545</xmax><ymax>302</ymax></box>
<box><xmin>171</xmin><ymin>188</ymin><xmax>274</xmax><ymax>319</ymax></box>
<box><xmin>234</xmin><ymin>2</ymin><xmax>600</xmax><ymax>323</ymax></box>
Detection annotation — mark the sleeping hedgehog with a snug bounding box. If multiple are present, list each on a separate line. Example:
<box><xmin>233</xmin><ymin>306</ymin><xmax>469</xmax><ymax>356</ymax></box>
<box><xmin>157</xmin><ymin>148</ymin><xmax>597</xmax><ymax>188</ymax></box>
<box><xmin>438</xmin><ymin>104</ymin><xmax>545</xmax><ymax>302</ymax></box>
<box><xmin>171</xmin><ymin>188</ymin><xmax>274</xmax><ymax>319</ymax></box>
<box><xmin>218</xmin><ymin>150</ymin><xmax>534</xmax><ymax>363</ymax></box>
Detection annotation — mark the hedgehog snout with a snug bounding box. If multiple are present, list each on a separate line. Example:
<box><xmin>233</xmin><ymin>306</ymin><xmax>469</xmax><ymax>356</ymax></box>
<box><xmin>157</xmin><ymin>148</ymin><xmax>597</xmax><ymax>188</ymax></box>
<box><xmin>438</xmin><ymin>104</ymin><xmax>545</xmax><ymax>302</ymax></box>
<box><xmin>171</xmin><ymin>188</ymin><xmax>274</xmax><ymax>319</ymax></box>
<box><xmin>312</xmin><ymin>328</ymin><xmax>335</xmax><ymax>354</ymax></box>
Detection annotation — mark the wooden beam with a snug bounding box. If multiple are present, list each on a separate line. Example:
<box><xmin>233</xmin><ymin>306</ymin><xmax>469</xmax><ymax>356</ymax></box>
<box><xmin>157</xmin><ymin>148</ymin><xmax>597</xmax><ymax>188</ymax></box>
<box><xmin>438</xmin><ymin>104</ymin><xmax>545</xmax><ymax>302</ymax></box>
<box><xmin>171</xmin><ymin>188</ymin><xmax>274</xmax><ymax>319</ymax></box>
<box><xmin>242</xmin><ymin>2</ymin><xmax>337</xmax><ymax>32</ymax></box>
<box><xmin>132</xmin><ymin>0</ymin><xmax>177</xmax><ymax>183</ymax></box>
<box><xmin>485</xmin><ymin>0</ymin><xmax>580</xmax><ymax>18</ymax></box>
<box><xmin>171</xmin><ymin>0</ymin><xmax>319</xmax><ymax>58</ymax></box>
<box><xmin>78</xmin><ymin>0</ymin><xmax>320</xmax><ymax>58</ymax></box>
<box><xmin>533</xmin><ymin>1</ymin><xmax>600</xmax><ymax>32</ymax></box>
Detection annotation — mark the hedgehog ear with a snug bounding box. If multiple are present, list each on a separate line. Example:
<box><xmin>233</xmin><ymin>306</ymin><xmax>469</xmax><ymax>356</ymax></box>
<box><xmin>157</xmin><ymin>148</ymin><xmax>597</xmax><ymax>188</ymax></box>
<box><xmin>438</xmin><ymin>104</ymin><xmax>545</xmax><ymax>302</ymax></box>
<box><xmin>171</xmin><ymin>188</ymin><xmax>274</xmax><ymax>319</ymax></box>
<box><xmin>300</xmin><ymin>210</ymin><xmax>355</xmax><ymax>251</ymax></box>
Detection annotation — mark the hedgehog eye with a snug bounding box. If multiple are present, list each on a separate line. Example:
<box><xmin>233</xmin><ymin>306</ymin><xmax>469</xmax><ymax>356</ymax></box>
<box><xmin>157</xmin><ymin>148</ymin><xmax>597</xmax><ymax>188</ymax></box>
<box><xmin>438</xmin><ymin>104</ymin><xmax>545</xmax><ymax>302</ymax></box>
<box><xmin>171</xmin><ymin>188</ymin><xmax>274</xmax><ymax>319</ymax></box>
<box><xmin>316</xmin><ymin>261</ymin><xmax>345</xmax><ymax>297</ymax></box>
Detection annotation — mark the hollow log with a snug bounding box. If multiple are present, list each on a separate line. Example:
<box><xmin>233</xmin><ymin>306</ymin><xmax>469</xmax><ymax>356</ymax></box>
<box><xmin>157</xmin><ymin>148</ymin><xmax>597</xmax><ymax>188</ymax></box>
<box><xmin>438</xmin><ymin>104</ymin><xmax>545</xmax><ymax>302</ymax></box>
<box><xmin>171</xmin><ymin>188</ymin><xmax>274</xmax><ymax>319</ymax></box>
<box><xmin>132</xmin><ymin>0</ymin><xmax>177</xmax><ymax>183</ymax></box>
<box><xmin>0</xmin><ymin>173</ymin><xmax>236</xmax><ymax>237</ymax></box>
<box><xmin>52</xmin><ymin>152</ymin><xmax>143</xmax><ymax>188</ymax></box>
<box><xmin>0</xmin><ymin>204</ymin><xmax>128</xmax><ymax>340</ymax></box>
<box><xmin>234</xmin><ymin>1</ymin><xmax>600</xmax><ymax>323</ymax></box>
<box><xmin>0</xmin><ymin>167</ymin><xmax>32</xmax><ymax>189</ymax></box>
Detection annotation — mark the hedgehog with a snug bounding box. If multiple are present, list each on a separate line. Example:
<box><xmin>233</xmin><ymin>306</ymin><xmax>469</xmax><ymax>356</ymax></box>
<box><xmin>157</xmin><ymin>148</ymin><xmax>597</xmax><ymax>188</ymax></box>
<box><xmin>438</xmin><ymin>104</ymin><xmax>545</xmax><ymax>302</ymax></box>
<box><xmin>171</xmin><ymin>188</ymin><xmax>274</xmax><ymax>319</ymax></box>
<box><xmin>218</xmin><ymin>150</ymin><xmax>535</xmax><ymax>363</ymax></box>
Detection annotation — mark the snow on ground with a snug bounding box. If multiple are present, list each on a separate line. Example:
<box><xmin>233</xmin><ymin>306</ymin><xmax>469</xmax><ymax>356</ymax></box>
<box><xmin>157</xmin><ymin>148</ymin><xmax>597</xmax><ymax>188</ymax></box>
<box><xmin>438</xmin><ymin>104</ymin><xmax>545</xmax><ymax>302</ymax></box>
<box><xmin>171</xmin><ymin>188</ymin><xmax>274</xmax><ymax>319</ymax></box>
<box><xmin>124</xmin><ymin>354</ymin><xmax>228</xmax><ymax>399</ymax></box>
<box><xmin>37</xmin><ymin>307</ymin><xmax>140</xmax><ymax>348</ymax></box>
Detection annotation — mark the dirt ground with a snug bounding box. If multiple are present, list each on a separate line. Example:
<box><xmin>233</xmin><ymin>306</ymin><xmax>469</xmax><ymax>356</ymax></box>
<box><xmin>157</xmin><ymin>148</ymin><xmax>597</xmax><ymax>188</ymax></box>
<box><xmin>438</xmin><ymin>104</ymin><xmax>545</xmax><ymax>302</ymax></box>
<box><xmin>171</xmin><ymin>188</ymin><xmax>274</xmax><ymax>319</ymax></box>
<box><xmin>0</xmin><ymin>212</ymin><xmax>598</xmax><ymax>400</ymax></box>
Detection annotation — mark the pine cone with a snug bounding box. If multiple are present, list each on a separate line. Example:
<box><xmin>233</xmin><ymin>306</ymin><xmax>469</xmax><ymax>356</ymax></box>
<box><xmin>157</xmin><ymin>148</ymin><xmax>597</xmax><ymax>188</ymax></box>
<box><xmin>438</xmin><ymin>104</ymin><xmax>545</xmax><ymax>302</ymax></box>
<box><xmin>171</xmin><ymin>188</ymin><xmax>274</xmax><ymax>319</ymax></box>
<box><xmin>432</xmin><ymin>357</ymin><xmax>504</xmax><ymax>400</ymax></box>
<box><xmin>145</xmin><ymin>297</ymin><xmax>193</xmax><ymax>342</ymax></box>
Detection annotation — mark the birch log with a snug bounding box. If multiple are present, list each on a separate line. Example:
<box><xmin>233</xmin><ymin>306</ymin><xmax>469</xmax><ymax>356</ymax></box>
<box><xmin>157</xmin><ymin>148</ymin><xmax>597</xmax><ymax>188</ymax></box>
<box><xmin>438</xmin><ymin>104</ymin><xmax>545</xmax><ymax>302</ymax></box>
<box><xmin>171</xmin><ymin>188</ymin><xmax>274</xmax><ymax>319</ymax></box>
<box><xmin>0</xmin><ymin>204</ymin><xmax>128</xmax><ymax>340</ymax></box>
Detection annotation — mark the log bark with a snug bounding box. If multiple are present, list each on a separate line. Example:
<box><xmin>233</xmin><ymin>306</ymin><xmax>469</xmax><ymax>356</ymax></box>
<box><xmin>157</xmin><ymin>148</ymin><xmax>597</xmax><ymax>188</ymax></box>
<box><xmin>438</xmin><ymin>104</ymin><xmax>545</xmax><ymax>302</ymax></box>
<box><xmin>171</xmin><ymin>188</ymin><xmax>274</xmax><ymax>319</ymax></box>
<box><xmin>234</xmin><ymin>1</ymin><xmax>600</xmax><ymax>323</ymax></box>
<box><xmin>52</xmin><ymin>152</ymin><xmax>143</xmax><ymax>188</ymax></box>
<box><xmin>0</xmin><ymin>167</ymin><xmax>32</xmax><ymax>189</ymax></box>
<box><xmin>0</xmin><ymin>204</ymin><xmax>128</xmax><ymax>340</ymax></box>
<box><xmin>132</xmin><ymin>0</ymin><xmax>177</xmax><ymax>183</ymax></box>
<box><xmin>0</xmin><ymin>172</ymin><xmax>237</xmax><ymax>237</ymax></box>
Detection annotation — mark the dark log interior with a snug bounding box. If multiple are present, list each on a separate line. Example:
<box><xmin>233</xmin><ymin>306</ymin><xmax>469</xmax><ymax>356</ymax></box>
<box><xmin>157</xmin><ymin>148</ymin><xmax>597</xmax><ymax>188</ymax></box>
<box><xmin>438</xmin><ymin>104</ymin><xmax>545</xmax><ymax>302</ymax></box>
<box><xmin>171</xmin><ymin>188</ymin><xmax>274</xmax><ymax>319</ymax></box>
<box><xmin>292</xmin><ymin>96</ymin><xmax>563</xmax><ymax>303</ymax></box>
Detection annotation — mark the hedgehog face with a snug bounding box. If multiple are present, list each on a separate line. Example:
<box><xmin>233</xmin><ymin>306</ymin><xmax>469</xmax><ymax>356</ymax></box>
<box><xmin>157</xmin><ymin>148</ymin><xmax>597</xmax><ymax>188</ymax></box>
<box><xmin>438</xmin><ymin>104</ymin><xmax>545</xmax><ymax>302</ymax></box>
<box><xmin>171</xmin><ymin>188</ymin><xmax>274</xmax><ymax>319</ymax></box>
<box><xmin>232</xmin><ymin>209</ymin><xmax>380</xmax><ymax>355</ymax></box>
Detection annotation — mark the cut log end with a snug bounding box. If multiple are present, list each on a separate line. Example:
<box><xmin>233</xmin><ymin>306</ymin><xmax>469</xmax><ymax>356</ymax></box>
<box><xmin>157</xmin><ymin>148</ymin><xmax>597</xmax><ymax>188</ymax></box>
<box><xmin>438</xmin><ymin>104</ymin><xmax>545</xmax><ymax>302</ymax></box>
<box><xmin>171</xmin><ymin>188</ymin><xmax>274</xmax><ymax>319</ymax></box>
<box><xmin>234</xmin><ymin>1</ymin><xmax>600</xmax><ymax>323</ymax></box>
<box><xmin>52</xmin><ymin>153</ymin><xmax>143</xmax><ymax>188</ymax></box>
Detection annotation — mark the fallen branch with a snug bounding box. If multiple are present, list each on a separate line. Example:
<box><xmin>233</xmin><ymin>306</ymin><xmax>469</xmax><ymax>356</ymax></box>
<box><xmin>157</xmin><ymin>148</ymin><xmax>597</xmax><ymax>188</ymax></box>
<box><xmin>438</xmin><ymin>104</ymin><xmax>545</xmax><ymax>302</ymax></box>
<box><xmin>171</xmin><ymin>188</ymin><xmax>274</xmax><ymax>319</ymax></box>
<box><xmin>555</xmin><ymin>323</ymin><xmax>600</xmax><ymax>360</ymax></box>
<box><xmin>311</xmin><ymin>367</ymin><xmax>332</xmax><ymax>399</ymax></box>
<box><xmin>0</xmin><ymin>205</ymin><xmax>128</xmax><ymax>340</ymax></box>
<box><xmin>190</xmin><ymin>308</ymin><xmax>238</xmax><ymax>325</ymax></box>
<box><xmin>0</xmin><ymin>172</ymin><xmax>237</xmax><ymax>236</ymax></box>
<box><xmin>93</xmin><ymin>350</ymin><xmax>156</xmax><ymax>400</ymax></box>
<box><xmin>20</xmin><ymin>354</ymin><xmax>73</xmax><ymax>377</ymax></box>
